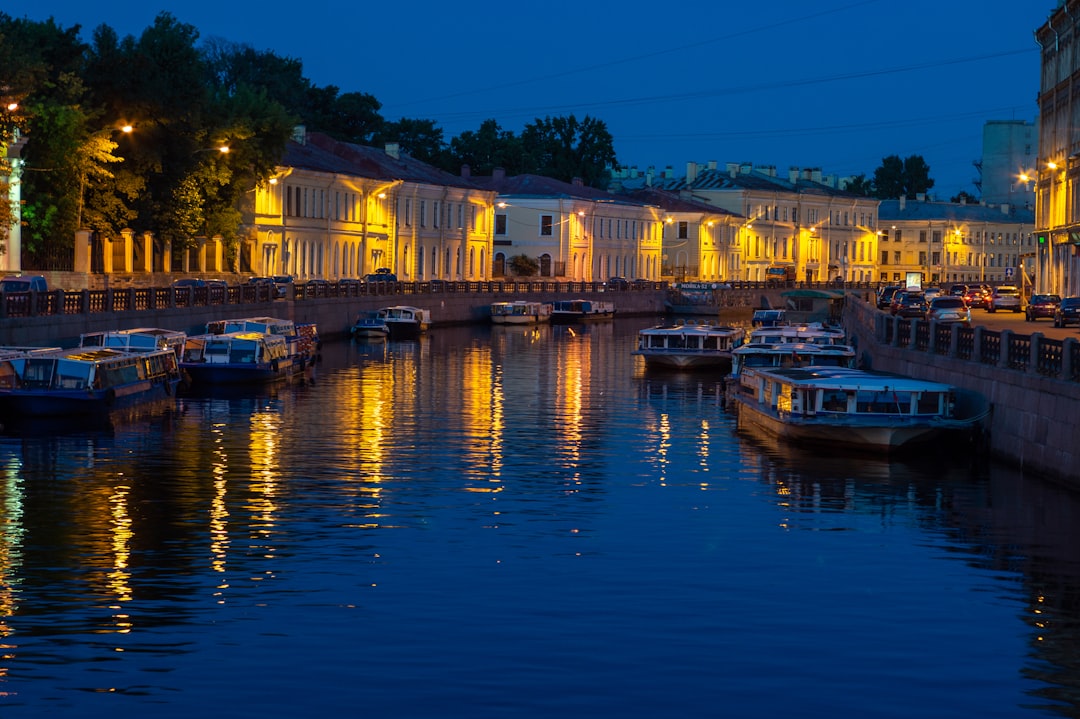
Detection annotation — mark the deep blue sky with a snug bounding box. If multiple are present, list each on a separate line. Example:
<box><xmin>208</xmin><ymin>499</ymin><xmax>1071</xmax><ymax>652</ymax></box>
<box><xmin>12</xmin><ymin>0</ymin><xmax>1053</xmax><ymax>199</ymax></box>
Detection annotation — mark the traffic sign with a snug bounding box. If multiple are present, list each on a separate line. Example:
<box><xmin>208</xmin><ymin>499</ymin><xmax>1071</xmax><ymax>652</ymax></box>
<box><xmin>1005</xmin><ymin>267</ymin><xmax>1014</xmax><ymax>278</ymax></box>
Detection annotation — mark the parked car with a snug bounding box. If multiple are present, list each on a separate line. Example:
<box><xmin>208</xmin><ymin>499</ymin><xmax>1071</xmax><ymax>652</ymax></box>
<box><xmin>948</xmin><ymin>283</ymin><xmax>969</xmax><ymax>297</ymax></box>
<box><xmin>987</xmin><ymin>285</ymin><xmax>1022</xmax><ymax>313</ymax></box>
<box><xmin>889</xmin><ymin>289</ymin><xmax>921</xmax><ymax>315</ymax></box>
<box><xmin>605</xmin><ymin>277</ymin><xmax>629</xmax><ymax>289</ymax></box>
<box><xmin>271</xmin><ymin>275</ymin><xmax>294</xmax><ymax>298</ymax></box>
<box><xmin>337</xmin><ymin>278</ymin><xmax>362</xmax><ymax>292</ymax></box>
<box><xmin>893</xmin><ymin>292</ymin><xmax>928</xmax><ymax>319</ymax></box>
<box><xmin>877</xmin><ymin>285</ymin><xmax>904</xmax><ymax>310</ymax></box>
<box><xmin>926</xmin><ymin>296</ymin><xmax>971</xmax><ymax>325</ymax></box>
<box><xmin>923</xmin><ymin>286</ymin><xmax>943</xmax><ymax>301</ymax></box>
<box><xmin>364</xmin><ymin>271</ymin><xmax>398</xmax><ymax>283</ymax></box>
<box><xmin>0</xmin><ymin>274</ymin><xmax>48</xmax><ymax>293</ymax></box>
<box><xmin>963</xmin><ymin>286</ymin><xmax>990</xmax><ymax>309</ymax></box>
<box><xmin>171</xmin><ymin>278</ymin><xmax>206</xmax><ymax>290</ymax></box>
<box><xmin>1025</xmin><ymin>294</ymin><xmax>1061</xmax><ymax>322</ymax></box>
<box><xmin>1054</xmin><ymin>297</ymin><xmax>1080</xmax><ymax>327</ymax></box>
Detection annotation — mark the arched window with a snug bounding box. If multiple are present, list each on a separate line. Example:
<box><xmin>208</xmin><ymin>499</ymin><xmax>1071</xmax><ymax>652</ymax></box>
<box><xmin>540</xmin><ymin>253</ymin><xmax>552</xmax><ymax>277</ymax></box>
<box><xmin>494</xmin><ymin>252</ymin><xmax>506</xmax><ymax>277</ymax></box>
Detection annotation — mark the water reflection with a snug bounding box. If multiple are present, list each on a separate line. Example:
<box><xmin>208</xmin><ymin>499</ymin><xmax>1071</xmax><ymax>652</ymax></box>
<box><xmin>0</xmin><ymin>322</ymin><xmax>1077</xmax><ymax>716</ymax></box>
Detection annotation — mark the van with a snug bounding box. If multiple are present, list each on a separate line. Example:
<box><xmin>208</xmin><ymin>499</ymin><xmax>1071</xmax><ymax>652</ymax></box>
<box><xmin>0</xmin><ymin>275</ymin><xmax>48</xmax><ymax>293</ymax></box>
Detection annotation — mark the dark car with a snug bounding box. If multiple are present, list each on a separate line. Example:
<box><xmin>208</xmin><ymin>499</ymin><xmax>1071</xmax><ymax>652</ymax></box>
<box><xmin>893</xmin><ymin>292</ymin><xmax>928</xmax><ymax>319</ymax></box>
<box><xmin>364</xmin><ymin>271</ymin><xmax>398</xmax><ymax>283</ymax></box>
<box><xmin>171</xmin><ymin>278</ymin><xmax>206</xmax><ymax>290</ymax></box>
<box><xmin>0</xmin><ymin>274</ymin><xmax>48</xmax><ymax>293</ymax></box>
<box><xmin>1026</xmin><ymin>294</ymin><xmax>1061</xmax><ymax>322</ymax></box>
<box><xmin>877</xmin><ymin>285</ymin><xmax>903</xmax><ymax>310</ymax></box>
<box><xmin>1054</xmin><ymin>297</ymin><xmax>1080</xmax><ymax>327</ymax></box>
<box><xmin>606</xmin><ymin>277</ymin><xmax>629</xmax><ymax>289</ymax></box>
<box><xmin>948</xmin><ymin>283</ymin><xmax>969</xmax><ymax>297</ymax></box>
<box><xmin>962</xmin><ymin>286</ymin><xmax>990</xmax><ymax>309</ymax></box>
<box><xmin>271</xmin><ymin>275</ymin><xmax>294</xmax><ymax>299</ymax></box>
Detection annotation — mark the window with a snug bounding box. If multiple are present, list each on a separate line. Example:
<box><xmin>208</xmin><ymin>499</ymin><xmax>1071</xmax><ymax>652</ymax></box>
<box><xmin>894</xmin><ymin>251</ymin><xmax>901</xmax><ymax>263</ymax></box>
<box><xmin>678</xmin><ymin>221</ymin><xmax>688</xmax><ymax>239</ymax></box>
<box><xmin>433</xmin><ymin>201</ymin><xmax>440</xmax><ymax>228</ymax></box>
<box><xmin>895</xmin><ymin>230</ymin><xmax>903</xmax><ymax>242</ymax></box>
<box><xmin>404</xmin><ymin>198</ymin><xmax>412</xmax><ymax>226</ymax></box>
<box><xmin>420</xmin><ymin>200</ymin><xmax>427</xmax><ymax>228</ymax></box>
<box><xmin>540</xmin><ymin>215</ymin><xmax>553</xmax><ymax>236</ymax></box>
<box><xmin>932</xmin><ymin>230</ymin><xmax>941</xmax><ymax>243</ymax></box>
<box><xmin>495</xmin><ymin>214</ymin><xmax>507</xmax><ymax>235</ymax></box>
<box><xmin>881</xmin><ymin>251</ymin><xmax>889</xmax><ymax>265</ymax></box>
<box><xmin>919</xmin><ymin>230</ymin><xmax>927</xmax><ymax>243</ymax></box>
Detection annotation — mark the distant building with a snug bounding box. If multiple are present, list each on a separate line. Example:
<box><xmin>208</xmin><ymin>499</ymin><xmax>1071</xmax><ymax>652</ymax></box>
<box><xmin>878</xmin><ymin>197</ymin><xmax>1035</xmax><ymax>288</ymax></box>
<box><xmin>979</xmin><ymin>120</ymin><xmax>1037</xmax><ymax>209</ymax></box>
<box><xmin>627</xmin><ymin>161</ymin><xmax>880</xmax><ymax>284</ymax></box>
<box><xmin>470</xmin><ymin>171</ymin><xmax>662</xmax><ymax>281</ymax></box>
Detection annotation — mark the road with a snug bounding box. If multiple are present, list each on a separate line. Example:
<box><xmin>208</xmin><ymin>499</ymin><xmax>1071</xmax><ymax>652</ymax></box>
<box><xmin>970</xmin><ymin>307</ymin><xmax>1080</xmax><ymax>341</ymax></box>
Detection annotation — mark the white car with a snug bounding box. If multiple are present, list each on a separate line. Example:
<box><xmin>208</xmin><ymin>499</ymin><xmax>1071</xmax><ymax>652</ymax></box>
<box><xmin>987</xmin><ymin>285</ymin><xmax>1021</xmax><ymax>313</ymax></box>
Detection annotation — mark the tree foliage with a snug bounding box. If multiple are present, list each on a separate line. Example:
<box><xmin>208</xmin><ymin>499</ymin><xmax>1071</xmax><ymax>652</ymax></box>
<box><xmin>508</xmin><ymin>253</ymin><xmax>539</xmax><ymax>277</ymax></box>
<box><xmin>0</xmin><ymin>11</ymin><xmax>624</xmax><ymax>268</ymax></box>
<box><xmin>871</xmin><ymin>154</ymin><xmax>935</xmax><ymax>200</ymax></box>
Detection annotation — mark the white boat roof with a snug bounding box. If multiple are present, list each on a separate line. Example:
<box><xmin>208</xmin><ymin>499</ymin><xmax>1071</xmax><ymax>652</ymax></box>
<box><xmin>734</xmin><ymin>342</ymin><xmax>854</xmax><ymax>354</ymax></box>
<box><xmin>747</xmin><ymin>366</ymin><xmax>954</xmax><ymax>392</ymax></box>
<box><xmin>640</xmin><ymin>323</ymin><xmax>742</xmax><ymax>335</ymax></box>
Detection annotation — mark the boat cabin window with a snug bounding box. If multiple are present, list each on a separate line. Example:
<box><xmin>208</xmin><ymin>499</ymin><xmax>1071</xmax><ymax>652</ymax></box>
<box><xmin>820</xmin><ymin>389</ymin><xmax>849</xmax><ymax>412</ymax></box>
<box><xmin>97</xmin><ymin>359</ymin><xmax>141</xmax><ymax>388</ymax></box>
<box><xmin>916</xmin><ymin>392</ymin><xmax>942</xmax><ymax>414</ymax></box>
<box><xmin>856</xmin><ymin>390</ymin><xmax>912</xmax><ymax>414</ymax></box>
<box><xmin>229</xmin><ymin>339</ymin><xmax>259</xmax><ymax>364</ymax></box>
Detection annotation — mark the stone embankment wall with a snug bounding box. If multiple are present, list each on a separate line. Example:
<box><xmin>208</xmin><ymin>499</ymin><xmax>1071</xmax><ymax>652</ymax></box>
<box><xmin>845</xmin><ymin>298</ymin><xmax>1080</xmax><ymax>483</ymax></box>
<box><xmin>0</xmin><ymin>289</ymin><xmax>672</xmax><ymax>347</ymax></box>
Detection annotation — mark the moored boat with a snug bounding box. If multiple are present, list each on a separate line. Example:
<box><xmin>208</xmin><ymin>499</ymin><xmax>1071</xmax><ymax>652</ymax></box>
<box><xmin>207</xmin><ymin>316</ymin><xmax>320</xmax><ymax>365</ymax></box>
<box><xmin>0</xmin><ymin>345</ymin><xmax>183</xmax><ymax>419</ymax></box>
<box><xmin>729</xmin><ymin>341</ymin><xmax>856</xmax><ymax>381</ymax></box>
<box><xmin>746</xmin><ymin>322</ymin><xmax>847</xmax><ymax>346</ymax></box>
<box><xmin>377</xmin><ymin>305</ymin><xmax>431</xmax><ymax>339</ymax></box>
<box><xmin>180</xmin><ymin>331</ymin><xmax>305</xmax><ymax>386</ymax></box>
<box><xmin>728</xmin><ymin>365</ymin><xmax>986</xmax><ymax>453</ymax></box>
<box><xmin>632</xmin><ymin>322</ymin><xmax>745</xmax><ymax>370</ymax></box>
<box><xmin>80</xmin><ymin>327</ymin><xmax>187</xmax><ymax>357</ymax></box>
<box><xmin>350</xmin><ymin>311</ymin><xmax>390</xmax><ymax>340</ymax></box>
<box><xmin>490</xmin><ymin>301</ymin><xmax>552</xmax><ymax>325</ymax></box>
<box><xmin>549</xmin><ymin>299</ymin><xmax>615</xmax><ymax>323</ymax></box>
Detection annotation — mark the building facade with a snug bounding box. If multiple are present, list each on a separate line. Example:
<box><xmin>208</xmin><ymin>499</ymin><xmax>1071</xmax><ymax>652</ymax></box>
<box><xmin>472</xmin><ymin>171</ymin><xmax>663</xmax><ymax>281</ymax></box>
<box><xmin>245</xmin><ymin>129</ymin><xmax>496</xmax><ymax>281</ymax></box>
<box><xmin>1036</xmin><ymin>2</ymin><xmax>1080</xmax><ymax>295</ymax></box>
<box><xmin>877</xmin><ymin>197</ymin><xmax>1036</xmax><ymax>288</ymax></box>
<box><xmin>979</xmin><ymin>120</ymin><xmax>1037</xmax><ymax>209</ymax></box>
<box><xmin>647</xmin><ymin>162</ymin><xmax>880</xmax><ymax>284</ymax></box>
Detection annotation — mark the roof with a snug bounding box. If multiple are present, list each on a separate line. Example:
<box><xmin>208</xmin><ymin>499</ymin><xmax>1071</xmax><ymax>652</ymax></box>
<box><xmin>470</xmin><ymin>173</ymin><xmax>641</xmax><ymax>206</ymax></box>
<box><xmin>649</xmin><ymin>166</ymin><xmax>866</xmax><ymax>199</ymax></box>
<box><xmin>620</xmin><ymin>187</ymin><xmax>742</xmax><ymax>217</ymax></box>
<box><xmin>781</xmin><ymin>289</ymin><xmax>846</xmax><ymax>299</ymax></box>
<box><xmin>878</xmin><ymin>199</ymin><xmax>1034</xmax><ymax>224</ymax></box>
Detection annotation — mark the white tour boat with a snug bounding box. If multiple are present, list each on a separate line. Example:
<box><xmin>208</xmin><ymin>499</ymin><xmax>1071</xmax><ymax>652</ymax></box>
<box><xmin>632</xmin><ymin>322</ymin><xmax>746</xmax><ymax>370</ymax></box>
<box><xmin>729</xmin><ymin>365</ymin><xmax>986</xmax><ymax>453</ymax></box>
<box><xmin>377</xmin><ymin>306</ymin><xmax>431</xmax><ymax>339</ymax></box>
<box><xmin>490</xmin><ymin>301</ymin><xmax>553</xmax><ymax>325</ymax></box>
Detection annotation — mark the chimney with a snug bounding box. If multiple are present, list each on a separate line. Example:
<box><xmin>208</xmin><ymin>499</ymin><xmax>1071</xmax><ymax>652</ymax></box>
<box><xmin>646</xmin><ymin>166</ymin><xmax>655</xmax><ymax>186</ymax></box>
<box><xmin>664</xmin><ymin>165</ymin><xmax>674</xmax><ymax>179</ymax></box>
<box><xmin>726</xmin><ymin>162</ymin><xmax>739</xmax><ymax>178</ymax></box>
<box><xmin>707</xmin><ymin>160</ymin><xmax>717</xmax><ymax>170</ymax></box>
<box><xmin>789</xmin><ymin>167</ymin><xmax>800</xmax><ymax>184</ymax></box>
<box><xmin>959</xmin><ymin>194</ymin><xmax>966</xmax><ymax>205</ymax></box>
<box><xmin>915</xmin><ymin>192</ymin><xmax>925</xmax><ymax>202</ymax></box>
<box><xmin>572</xmin><ymin>177</ymin><xmax>584</xmax><ymax>187</ymax></box>
<box><xmin>460</xmin><ymin>164</ymin><xmax>471</xmax><ymax>178</ymax></box>
<box><xmin>899</xmin><ymin>195</ymin><xmax>906</xmax><ymax>211</ymax></box>
<box><xmin>810</xmin><ymin>168</ymin><xmax>822</xmax><ymax>183</ymax></box>
<box><xmin>739</xmin><ymin>162</ymin><xmax>752</xmax><ymax>175</ymax></box>
<box><xmin>385</xmin><ymin>142</ymin><xmax>400</xmax><ymax>160</ymax></box>
<box><xmin>1001</xmin><ymin>203</ymin><xmax>1011</xmax><ymax>214</ymax></box>
<box><xmin>493</xmin><ymin>167</ymin><xmax>506</xmax><ymax>182</ymax></box>
<box><xmin>687</xmin><ymin>162</ymin><xmax>698</xmax><ymax>184</ymax></box>
<box><xmin>291</xmin><ymin>125</ymin><xmax>307</xmax><ymax>144</ymax></box>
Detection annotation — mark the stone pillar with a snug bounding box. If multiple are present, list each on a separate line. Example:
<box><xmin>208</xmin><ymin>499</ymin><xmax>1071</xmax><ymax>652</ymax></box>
<box><xmin>973</xmin><ymin>327</ymin><xmax>984</xmax><ymax>363</ymax></box>
<box><xmin>998</xmin><ymin>329</ymin><xmax>1012</xmax><ymax>369</ymax></box>
<box><xmin>209</xmin><ymin>235</ymin><xmax>224</xmax><ymax>273</ymax></box>
<box><xmin>119</xmin><ymin>228</ymin><xmax>134</xmax><ymax>273</ymax></box>
<box><xmin>1030</xmin><ymin>333</ymin><xmax>1042</xmax><ymax>375</ymax></box>
<box><xmin>74</xmin><ymin>229</ymin><xmax>93</xmax><ymax>273</ymax></box>
<box><xmin>1064</xmin><ymin>338</ymin><xmax>1077</xmax><ymax>379</ymax></box>
<box><xmin>195</xmin><ymin>237</ymin><xmax>207</xmax><ymax>273</ymax></box>
<box><xmin>138</xmin><ymin>232</ymin><xmax>154</xmax><ymax>273</ymax></box>
<box><xmin>949</xmin><ymin>323</ymin><xmax>960</xmax><ymax>358</ymax></box>
<box><xmin>162</xmin><ymin>237</ymin><xmax>173</xmax><ymax>273</ymax></box>
<box><xmin>100</xmin><ymin>236</ymin><xmax>114</xmax><ymax>274</ymax></box>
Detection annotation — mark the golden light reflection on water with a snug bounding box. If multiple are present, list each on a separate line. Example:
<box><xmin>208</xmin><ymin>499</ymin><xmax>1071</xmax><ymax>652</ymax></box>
<box><xmin>107</xmin><ymin>482</ymin><xmax>133</xmax><ymax>606</ymax></box>
<box><xmin>0</xmin><ymin>464</ymin><xmax>23</xmax><ymax>691</ymax></box>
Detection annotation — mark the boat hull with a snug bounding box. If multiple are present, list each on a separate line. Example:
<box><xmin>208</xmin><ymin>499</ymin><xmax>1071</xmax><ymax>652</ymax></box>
<box><xmin>0</xmin><ymin>378</ymin><xmax>179</xmax><ymax>418</ymax></box>
<box><xmin>181</xmin><ymin>357</ymin><xmax>305</xmax><ymax>385</ymax></box>
<box><xmin>731</xmin><ymin>394</ymin><xmax>970</xmax><ymax>453</ymax></box>
<box><xmin>637</xmin><ymin>351</ymin><xmax>733</xmax><ymax>370</ymax></box>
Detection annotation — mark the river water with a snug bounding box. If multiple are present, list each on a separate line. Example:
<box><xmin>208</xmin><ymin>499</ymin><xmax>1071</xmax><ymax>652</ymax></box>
<box><xmin>0</xmin><ymin>319</ymin><xmax>1078</xmax><ymax>718</ymax></box>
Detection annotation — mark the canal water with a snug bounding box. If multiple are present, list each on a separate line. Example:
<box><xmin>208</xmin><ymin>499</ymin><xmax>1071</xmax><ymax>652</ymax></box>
<box><xmin>0</xmin><ymin>319</ymin><xmax>1077</xmax><ymax>718</ymax></box>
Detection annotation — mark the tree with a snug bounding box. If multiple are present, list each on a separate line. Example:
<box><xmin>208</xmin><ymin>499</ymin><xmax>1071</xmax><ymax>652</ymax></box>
<box><xmin>519</xmin><ymin>114</ymin><xmax>616</xmax><ymax>188</ymax></box>
<box><xmin>951</xmin><ymin>190</ymin><xmax>979</xmax><ymax>204</ymax></box>
<box><xmin>871</xmin><ymin>154</ymin><xmax>935</xmax><ymax>200</ymax></box>
<box><xmin>842</xmin><ymin>174</ymin><xmax>873</xmax><ymax>197</ymax></box>
<box><xmin>508</xmin><ymin>254</ymin><xmax>539</xmax><ymax>277</ymax></box>
<box><xmin>375</xmin><ymin>117</ymin><xmax>446</xmax><ymax>166</ymax></box>
<box><xmin>445</xmin><ymin>119</ymin><xmax>524</xmax><ymax>176</ymax></box>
